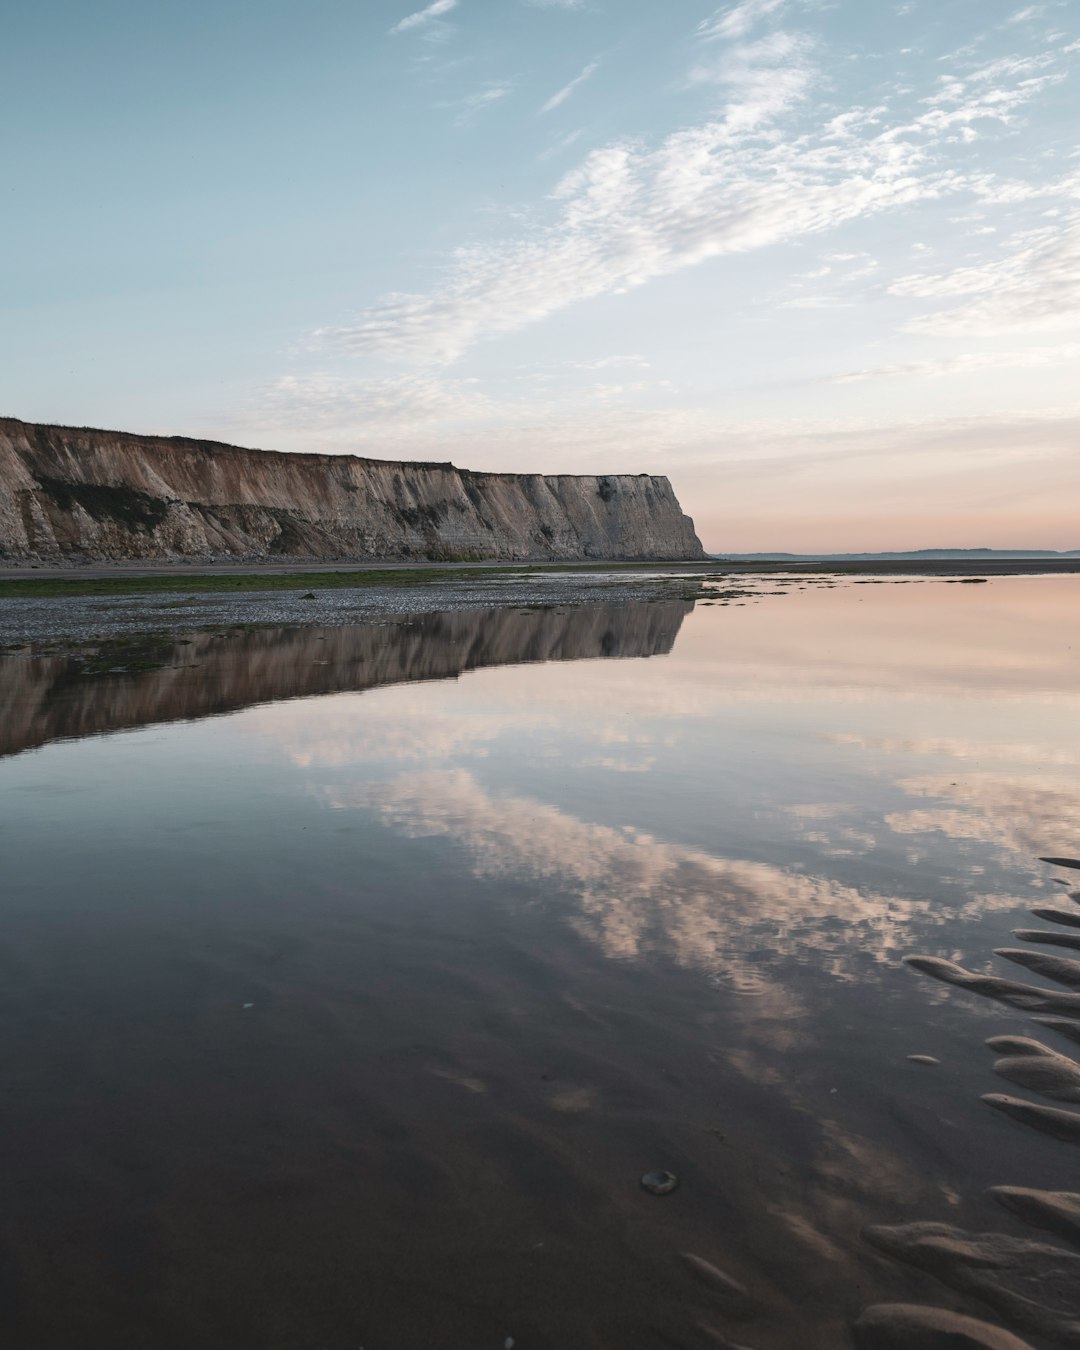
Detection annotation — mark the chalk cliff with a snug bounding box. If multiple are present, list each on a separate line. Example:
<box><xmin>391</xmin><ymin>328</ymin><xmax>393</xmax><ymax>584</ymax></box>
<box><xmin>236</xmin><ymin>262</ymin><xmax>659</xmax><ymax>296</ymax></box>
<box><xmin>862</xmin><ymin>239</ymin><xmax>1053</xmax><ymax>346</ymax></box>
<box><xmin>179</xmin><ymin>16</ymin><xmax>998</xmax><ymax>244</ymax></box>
<box><xmin>0</xmin><ymin>419</ymin><xmax>704</xmax><ymax>562</ymax></box>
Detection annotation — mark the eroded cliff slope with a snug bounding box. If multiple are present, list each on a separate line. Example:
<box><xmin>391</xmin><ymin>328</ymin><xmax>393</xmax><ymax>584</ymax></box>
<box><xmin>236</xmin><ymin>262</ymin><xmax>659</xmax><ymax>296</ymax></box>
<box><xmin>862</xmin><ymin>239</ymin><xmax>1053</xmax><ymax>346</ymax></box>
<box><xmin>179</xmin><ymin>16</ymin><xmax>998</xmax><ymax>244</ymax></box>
<box><xmin>0</xmin><ymin>419</ymin><xmax>704</xmax><ymax>562</ymax></box>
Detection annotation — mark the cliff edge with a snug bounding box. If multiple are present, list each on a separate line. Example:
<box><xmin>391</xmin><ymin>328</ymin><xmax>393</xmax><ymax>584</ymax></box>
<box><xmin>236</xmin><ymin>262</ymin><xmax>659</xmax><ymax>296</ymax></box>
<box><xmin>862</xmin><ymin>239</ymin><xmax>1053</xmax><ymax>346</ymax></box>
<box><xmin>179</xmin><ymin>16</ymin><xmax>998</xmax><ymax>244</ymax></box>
<box><xmin>0</xmin><ymin>418</ymin><xmax>705</xmax><ymax>562</ymax></box>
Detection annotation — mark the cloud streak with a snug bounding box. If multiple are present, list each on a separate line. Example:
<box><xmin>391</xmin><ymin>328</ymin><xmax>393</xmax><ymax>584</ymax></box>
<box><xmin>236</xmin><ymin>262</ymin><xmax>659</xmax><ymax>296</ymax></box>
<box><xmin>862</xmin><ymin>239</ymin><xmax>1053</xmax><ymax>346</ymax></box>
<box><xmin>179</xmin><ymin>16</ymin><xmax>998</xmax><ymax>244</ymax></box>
<box><xmin>827</xmin><ymin>343</ymin><xmax>1080</xmax><ymax>383</ymax></box>
<box><xmin>697</xmin><ymin>0</ymin><xmax>792</xmax><ymax>43</ymax></box>
<box><xmin>891</xmin><ymin>219</ymin><xmax>1080</xmax><ymax>335</ymax></box>
<box><xmin>389</xmin><ymin>0</ymin><xmax>457</xmax><ymax>36</ymax></box>
<box><xmin>539</xmin><ymin>59</ymin><xmax>599</xmax><ymax>114</ymax></box>
<box><xmin>451</xmin><ymin>81</ymin><xmax>514</xmax><ymax>126</ymax></box>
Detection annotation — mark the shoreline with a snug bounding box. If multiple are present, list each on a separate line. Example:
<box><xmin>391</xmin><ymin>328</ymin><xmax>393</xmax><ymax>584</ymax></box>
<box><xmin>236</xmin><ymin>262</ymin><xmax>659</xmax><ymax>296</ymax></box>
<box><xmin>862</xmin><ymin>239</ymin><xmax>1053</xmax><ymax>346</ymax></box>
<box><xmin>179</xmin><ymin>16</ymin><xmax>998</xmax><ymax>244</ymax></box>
<box><xmin>1</xmin><ymin>555</ymin><xmax>1079</xmax><ymax>602</ymax></box>
<box><xmin>3</xmin><ymin>563</ymin><xmax>1078</xmax><ymax>653</ymax></box>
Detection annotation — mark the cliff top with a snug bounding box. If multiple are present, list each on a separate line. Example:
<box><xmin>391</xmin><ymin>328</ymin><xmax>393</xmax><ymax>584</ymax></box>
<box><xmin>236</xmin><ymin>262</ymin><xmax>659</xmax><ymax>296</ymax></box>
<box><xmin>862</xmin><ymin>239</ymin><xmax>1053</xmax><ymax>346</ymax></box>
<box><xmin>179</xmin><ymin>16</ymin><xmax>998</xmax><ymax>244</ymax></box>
<box><xmin>0</xmin><ymin>417</ymin><xmax>661</xmax><ymax>484</ymax></box>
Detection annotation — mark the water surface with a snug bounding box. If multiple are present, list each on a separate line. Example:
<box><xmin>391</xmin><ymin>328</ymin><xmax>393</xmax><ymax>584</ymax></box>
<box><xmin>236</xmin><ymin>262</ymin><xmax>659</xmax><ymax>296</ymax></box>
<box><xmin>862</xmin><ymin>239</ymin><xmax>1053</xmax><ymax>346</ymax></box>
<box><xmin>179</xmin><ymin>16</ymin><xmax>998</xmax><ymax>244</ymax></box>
<box><xmin>2</xmin><ymin>577</ymin><xmax>1079</xmax><ymax>1348</ymax></box>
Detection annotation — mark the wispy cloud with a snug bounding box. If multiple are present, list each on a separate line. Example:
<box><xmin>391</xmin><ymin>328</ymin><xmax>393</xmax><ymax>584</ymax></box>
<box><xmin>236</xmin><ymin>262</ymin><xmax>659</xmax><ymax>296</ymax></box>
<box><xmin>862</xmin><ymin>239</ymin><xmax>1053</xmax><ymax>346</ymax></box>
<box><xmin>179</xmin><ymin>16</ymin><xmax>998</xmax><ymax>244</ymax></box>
<box><xmin>314</xmin><ymin>22</ymin><xmax>1076</xmax><ymax>367</ymax></box>
<box><xmin>524</xmin><ymin>0</ymin><xmax>584</xmax><ymax>7</ymax></box>
<box><xmin>890</xmin><ymin>219</ymin><xmax>1080</xmax><ymax>335</ymax></box>
<box><xmin>689</xmin><ymin>31</ymin><xmax>816</xmax><ymax>129</ymax></box>
<box><xmin>254</xmin><ymin>373</ymin><xmax>492</xmax><ymax>438</ymax></box>
<box><xmin>311</xmin><ymin>51</ymin><xmax>948</xmax><ymax>362</ymax></box>
<box><xmin>389</xmin><ymin>0</ymin><xmax>457</xmax><ymax>36</ymax></box>
<box><xmin>572</xmin><ymin>354</ymin><xmax>650</xmax><ymax>370</ymax></box>
<box><xmin>827</xmin><ymin>343</ymin><xmax>1080</xmax><ymax>383</ymax></box>
<box><xmin>538</xmin><ymin>128</ymin><xmax>583</xmax><ymax>161</ymax></box>
<box><xmin>449</xmin><ymin>81</ymin><xmax>514</xmax><ymax>126</ymax></box>
<box><xmin>697</xmin><ymin>0</ymin><xmax>791</xmax><ymax>42</ymax></box>
<box><xmin>540</xmin><ymin>60</ymin><xmax>599</xmax><ymax>114</ymax></box>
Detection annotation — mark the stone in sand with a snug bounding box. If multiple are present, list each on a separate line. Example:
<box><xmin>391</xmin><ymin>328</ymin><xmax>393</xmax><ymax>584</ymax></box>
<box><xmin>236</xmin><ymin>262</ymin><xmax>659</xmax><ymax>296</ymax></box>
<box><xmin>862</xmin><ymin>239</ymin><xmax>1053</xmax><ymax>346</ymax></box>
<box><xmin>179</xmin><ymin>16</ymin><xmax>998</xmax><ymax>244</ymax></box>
<box><xmin>907</xmin><ymin>1055</ymin><xmax>940</xmax><ymax>1066</ymax></box>
<box><xmin>1039</xmin><ymin>857</ymin><xmax>1080</xmax><ymax>871</ymax></box>
<box><xmin>640</xmin><ymin>1169</ymin><xmax>679</xmax><ymax>1195</ymax></box>
<box><xmin>1014</xmin><ymin>928</ymin><xmax>1080</xmax><ymax>953</ymax></box>
<box><xmin>990</xmin><ymin>1187</ymin><xmax>1080</xmax><ymax>1249</ymax></box>
<box><xmin>994</xmin><ymin>948</ymin><xmax>1080</xmax><ymax>990</ymax></box>
<box><xmin>903</xmin><ymin>956</ymin><xmax>1080</xmax><ymax>1018</ymax></box>
<box><xmin>1030</xmin><ymin>907</ymin><xmax>1080</xmax><ymax>930</ymax></box>
<box><xmin>679</xmin><ymin>1253</ymin><xmax>750</xmax><ymax>1301</ymax></box>
<box><xmin>982</xmin><ymin>1093</ymin><xmax>1080</xmax><ymax>1144</ymax></box>
<box><xmin>852</xmin><ymin>1303</ymin><xmax>1035</xmax><ymax>1349</ymax></box>
<box><xmin>863</xmin><ymin>1222</ymin><xmax>1080</xmax><ymax>1344</ymax></box>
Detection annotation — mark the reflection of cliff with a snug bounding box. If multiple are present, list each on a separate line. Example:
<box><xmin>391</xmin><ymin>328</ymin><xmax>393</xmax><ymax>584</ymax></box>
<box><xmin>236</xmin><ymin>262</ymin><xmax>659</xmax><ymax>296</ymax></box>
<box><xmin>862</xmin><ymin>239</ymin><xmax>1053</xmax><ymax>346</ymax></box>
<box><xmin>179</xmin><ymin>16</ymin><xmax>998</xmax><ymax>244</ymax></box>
<box><xmin>0</xmin><ymin>600</ymin><xmax>690</xmax><ymax>759</ymax></box>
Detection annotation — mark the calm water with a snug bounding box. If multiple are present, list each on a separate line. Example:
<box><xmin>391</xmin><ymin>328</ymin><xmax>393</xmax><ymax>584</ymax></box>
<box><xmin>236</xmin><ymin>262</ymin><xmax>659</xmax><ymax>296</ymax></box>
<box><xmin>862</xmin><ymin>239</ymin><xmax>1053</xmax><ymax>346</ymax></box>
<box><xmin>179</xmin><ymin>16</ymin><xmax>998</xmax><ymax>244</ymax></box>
<box><xmin>1</xmin><ymin>576</ymin><xmax>1079</xmax><ymax>1349</ymax></box>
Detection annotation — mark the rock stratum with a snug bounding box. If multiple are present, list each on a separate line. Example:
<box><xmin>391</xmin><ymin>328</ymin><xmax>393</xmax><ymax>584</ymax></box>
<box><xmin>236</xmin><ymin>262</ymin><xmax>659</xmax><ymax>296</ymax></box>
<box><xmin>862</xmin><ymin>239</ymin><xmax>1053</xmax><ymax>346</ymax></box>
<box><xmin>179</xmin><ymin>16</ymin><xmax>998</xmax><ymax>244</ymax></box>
<box><xmin>0</xmin><ymin>418</ymin><xmax>704</xmax><ymax>562</ymax></box>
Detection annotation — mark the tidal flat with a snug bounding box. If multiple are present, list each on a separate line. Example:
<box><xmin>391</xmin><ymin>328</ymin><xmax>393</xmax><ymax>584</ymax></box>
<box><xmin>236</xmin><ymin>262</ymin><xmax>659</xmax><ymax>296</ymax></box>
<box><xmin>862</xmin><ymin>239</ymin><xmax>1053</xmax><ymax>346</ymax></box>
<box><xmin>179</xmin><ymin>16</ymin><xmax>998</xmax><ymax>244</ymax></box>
<box><xmin>2</xmin><ymin>573</ymin><xmax>1080</xmax><ymax>1348</ymax></box>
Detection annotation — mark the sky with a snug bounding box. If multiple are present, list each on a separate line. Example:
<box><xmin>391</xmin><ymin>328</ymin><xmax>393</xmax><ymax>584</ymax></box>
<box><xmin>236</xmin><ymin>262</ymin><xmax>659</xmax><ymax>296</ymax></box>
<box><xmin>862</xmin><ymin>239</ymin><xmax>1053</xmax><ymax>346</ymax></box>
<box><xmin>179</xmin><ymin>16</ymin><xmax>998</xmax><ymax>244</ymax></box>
<box><xmin>3</xmin><ymin>0</ymin><xmax>1078</xmax><ymax>552</ymax></box>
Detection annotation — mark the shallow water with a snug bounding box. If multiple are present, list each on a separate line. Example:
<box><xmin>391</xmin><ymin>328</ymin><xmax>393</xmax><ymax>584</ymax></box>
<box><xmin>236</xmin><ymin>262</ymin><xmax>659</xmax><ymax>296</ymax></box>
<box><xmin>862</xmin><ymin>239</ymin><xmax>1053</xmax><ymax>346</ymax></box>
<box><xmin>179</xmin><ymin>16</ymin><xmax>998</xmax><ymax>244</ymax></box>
<box><xmin>1</xmin><ymin>576</ymin><xmax>1079</xmax><ymax>1349</ymax></box>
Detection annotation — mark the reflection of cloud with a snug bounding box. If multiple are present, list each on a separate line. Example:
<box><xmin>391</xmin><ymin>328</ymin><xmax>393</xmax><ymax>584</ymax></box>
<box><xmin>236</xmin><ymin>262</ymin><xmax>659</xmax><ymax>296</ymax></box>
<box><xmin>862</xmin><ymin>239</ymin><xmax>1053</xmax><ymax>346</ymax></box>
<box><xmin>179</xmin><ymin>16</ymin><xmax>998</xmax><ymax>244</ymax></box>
<box><xmin>580</xmin><ymin>754</ymin><xmax>656</xmax><ymax>774</ymax></box>
<box><xmin>320</xmin><ymin>768</ymin><xmax>1018</xmax><ymax>985</ymax></box>
<box><xmin>830</xmin><ymin>732</ymin><xmax>1080</xmax><ymax>767</ymax></box>
<box><xmin>786</xmin><ymin>802</ymin><xmax>851</xmax><ymax>819</ymax></box>
<box><xmin>889</xmin><ymin>773</ymin><xmax>1080</xmax><ymax>862</ymax></box>
<box><xmin>245</xmin><ymin>703</ymin><xmax>532</xmax><ymax>768</ymax></box>
<box><xmin>885</xmin><ymin>808</ymin><xmax>1002</xmax><ymax>844</ymax></box>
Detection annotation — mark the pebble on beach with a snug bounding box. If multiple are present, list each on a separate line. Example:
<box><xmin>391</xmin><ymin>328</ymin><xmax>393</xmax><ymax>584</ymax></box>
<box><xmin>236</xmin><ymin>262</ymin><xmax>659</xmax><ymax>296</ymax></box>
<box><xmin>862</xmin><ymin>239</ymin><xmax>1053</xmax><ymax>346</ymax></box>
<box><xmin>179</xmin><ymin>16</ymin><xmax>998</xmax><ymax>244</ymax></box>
<box><xmin>640</xmin><ymin>1169</ymin><xmax>679</xmax><ymax>1196</ymax></box>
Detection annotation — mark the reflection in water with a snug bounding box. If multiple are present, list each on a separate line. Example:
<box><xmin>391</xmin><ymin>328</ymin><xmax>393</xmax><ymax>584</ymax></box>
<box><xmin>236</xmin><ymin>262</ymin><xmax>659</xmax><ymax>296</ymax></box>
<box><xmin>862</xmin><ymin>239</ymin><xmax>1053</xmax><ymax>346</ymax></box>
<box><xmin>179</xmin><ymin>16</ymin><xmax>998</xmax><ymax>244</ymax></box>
<box><xmin>322</xmin><ymin>766</ymin><xmax>1020</xmax><ymax>993</ymax></box>
<box><xmin>2</xmin><ymin>577</ymin><xmax>1080</xmax><ymax>1348</ymax></box>
<box><xmin>0</xmin><ymin>600</ymin><xmax>689</xmax><ymax>759</ymax></box>
<box><xmin>886</xmin><ymin>774</ymin><xmax>1080</xmax><ymax>864</ymax></box>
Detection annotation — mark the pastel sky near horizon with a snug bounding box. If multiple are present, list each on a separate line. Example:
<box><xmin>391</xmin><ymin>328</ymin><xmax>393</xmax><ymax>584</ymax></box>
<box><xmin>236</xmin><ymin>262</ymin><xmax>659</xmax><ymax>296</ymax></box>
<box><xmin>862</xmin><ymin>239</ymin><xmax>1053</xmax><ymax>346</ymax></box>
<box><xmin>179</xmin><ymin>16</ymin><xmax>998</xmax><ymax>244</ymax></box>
<box><xmin>4</xmin><ymin>0</ymin><xmax>1079</xmax><ymax>552</ymax></box>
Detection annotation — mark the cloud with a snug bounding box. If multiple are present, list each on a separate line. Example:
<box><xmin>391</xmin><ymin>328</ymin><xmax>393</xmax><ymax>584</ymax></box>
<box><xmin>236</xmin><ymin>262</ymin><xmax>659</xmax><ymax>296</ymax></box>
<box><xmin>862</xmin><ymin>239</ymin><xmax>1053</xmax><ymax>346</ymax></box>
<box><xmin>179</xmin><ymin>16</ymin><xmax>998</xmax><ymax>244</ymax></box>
<box><xmin>253</xmin><ymin>372</ymin><xmax>492</xmax><ymax>438</ymax></box>
<box><xmin>827</xmin><ymin>343</ymin><xmax>1080</xmax><ymax>382</ymax></box>
<box><xmin>524</xmin><ymin>0</ymin><xmax>584</xmax><ymax>7</ymax></box>
<box><xmin>389</xmin><ymin>0</ymin><xmax>457</xmax><ymax>35</ymax></box>
<box><xmin>538</xmin><ymin>128</ymin><xmax>584</xmax><ymax>161</ymax></box>
<box><xmin>539</xmin><ymin>59</ymin><xmax>599</xmax><ymax>114</ymax></box>
<box><xmin>450</xmin><ymin>81</ymin><xmax>514</xmax><ymax>126</ymax></box>
<box><xmin>301</xmin><ymin>38</ymin><xmax>822</xmax><ymax>363</ymax></box>
<box><xmin>697</xmin><ymin>0</ymin><xmax>791</xmax><ymax>42</ymax></box>
<box><xmin>310</xmin><ymin>30</ymin><xmax>1074</xmax><ymax>365</ymax></box>
<box><xmin>688</xmin><ymin>30</ymin><xmax>816</xmax><ymax>130</ymax></box>
<box><xmin>890</xmin><ymin>219</ymin><xmax>1080</xmax><ymax>334</ymax></box>
<box><xmin>571</xmin><ymin>353</ymin><xmax>650</xmax><ymax>369</ymax></box>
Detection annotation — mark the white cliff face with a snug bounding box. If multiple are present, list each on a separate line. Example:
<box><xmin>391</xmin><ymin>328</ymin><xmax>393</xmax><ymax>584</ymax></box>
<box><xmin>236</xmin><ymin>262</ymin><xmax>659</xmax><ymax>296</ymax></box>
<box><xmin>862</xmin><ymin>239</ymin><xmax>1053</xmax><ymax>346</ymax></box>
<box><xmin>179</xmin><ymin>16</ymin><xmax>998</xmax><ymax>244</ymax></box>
<box><xmin>0</xmin><ymin>420</ymin><xmax>705</xmax><ymax>562</ymax></box>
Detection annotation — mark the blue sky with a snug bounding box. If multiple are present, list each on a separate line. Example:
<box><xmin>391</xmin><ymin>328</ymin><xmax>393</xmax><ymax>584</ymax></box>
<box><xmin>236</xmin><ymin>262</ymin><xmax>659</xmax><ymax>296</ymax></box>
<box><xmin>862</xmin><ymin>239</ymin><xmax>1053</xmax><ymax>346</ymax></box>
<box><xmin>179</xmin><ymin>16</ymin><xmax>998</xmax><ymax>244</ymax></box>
<box><xmin>4</xmin><ymin>0</ymin><xmax>1078</xmax><ymax>549</ymax></box>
